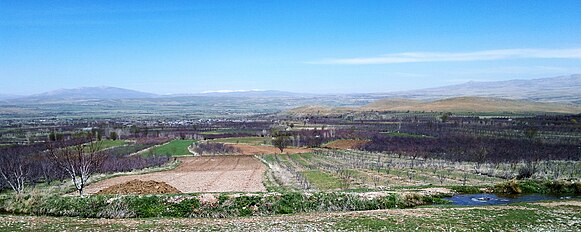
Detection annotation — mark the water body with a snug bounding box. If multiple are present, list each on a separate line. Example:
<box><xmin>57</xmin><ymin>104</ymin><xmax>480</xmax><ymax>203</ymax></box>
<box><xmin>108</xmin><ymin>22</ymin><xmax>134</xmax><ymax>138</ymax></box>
<box><xmin>444</xmin><ymin>193</ymin><xmax>577</xmax><ymax>206</ymax></box>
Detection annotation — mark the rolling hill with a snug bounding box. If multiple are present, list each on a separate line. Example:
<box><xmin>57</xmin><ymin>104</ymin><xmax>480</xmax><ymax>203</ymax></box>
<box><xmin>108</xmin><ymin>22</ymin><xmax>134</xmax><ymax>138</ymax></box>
<box><xmin>373</xmin><ymin>74</ymin><xmax>581</xmax><ymax>103</ymax></box>
<box><xmin>17</xmin><ymin>86</ymin><xmax>159</xmax><ymax>101</ymax></box>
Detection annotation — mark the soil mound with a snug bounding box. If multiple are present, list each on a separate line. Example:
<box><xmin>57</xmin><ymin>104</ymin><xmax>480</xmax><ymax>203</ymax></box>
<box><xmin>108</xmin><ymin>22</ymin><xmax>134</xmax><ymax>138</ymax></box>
<box><xmin>96</xmin><ymin>179</ymin><xmax>181</xmax><ymax>195</ymax></box>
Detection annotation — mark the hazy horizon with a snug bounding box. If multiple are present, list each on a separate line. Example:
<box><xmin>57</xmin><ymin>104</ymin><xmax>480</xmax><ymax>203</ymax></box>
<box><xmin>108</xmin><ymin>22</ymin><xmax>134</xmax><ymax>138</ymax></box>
<box><xmin>2</xmin><ymin>1</ymin><xmax>581</xmax><ymax>95</ymax></box>
<box><xmin>0</xmin><ymin>73</ymin><xmax>578</xmax><ymax>97</ymax></box>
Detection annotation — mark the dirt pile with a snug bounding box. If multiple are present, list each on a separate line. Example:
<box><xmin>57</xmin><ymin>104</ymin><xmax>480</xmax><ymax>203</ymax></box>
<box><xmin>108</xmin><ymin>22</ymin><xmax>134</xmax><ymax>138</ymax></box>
<box><xmin>96</xmin><ymin>179</ymin><xmax>182</xmax><ymax>195</ymax></box>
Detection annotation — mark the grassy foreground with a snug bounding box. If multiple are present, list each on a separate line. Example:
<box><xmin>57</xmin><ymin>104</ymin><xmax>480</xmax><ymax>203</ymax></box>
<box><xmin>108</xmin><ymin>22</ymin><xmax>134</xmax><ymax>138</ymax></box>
<box><xmin>0</xmin><ymin>192</ymin><xmax>444</xmax><ymax>218</ymax></box>
<box><xmin>1</xmin><ymin>200</ymin><xmax>579</xmax><ymax>231</ymax></box>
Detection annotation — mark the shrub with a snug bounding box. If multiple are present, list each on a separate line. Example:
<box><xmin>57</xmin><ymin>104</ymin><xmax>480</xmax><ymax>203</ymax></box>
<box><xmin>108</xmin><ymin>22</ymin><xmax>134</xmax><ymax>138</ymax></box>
<box><xmin>127</xmin><ymin>196</ymin><xmax>165</xmax><ymax>218</ymax></box>
<box><xmin>168</xmin><ymin>198</ymin><xmax>200</xmax><ymax>217</ymax></box>
<box><xmin>519</xmin><ymin>180</ymin><xmax>548</xmax><ymax>194</ymax></box>
<box><xmin>516</xmin><ymin>163</ymin><xmax>537</xmax><ymax>180</ymax></box>
<box><xmin>271</xmin><ymin>192</ymin><xmax>303</xmax><ymax>214</ymax></box>
<box><xmin>494</xmin><ymin>180</ymin><xmax>522</xmax><ymax>194</ymax></box>
<box><xmin>545</xmin><ymin>180</ymin><xmax>576</xmax><ymax>195</ymax></box>
<box><xmin>193</xmin><ymin>142</ymin><xmax>241</xmax><ymax>155</ymax></box>
<box><xmin>493</xmin><ymin>180</ymin><xmax>580</xmax><ymax>195</ymax></box>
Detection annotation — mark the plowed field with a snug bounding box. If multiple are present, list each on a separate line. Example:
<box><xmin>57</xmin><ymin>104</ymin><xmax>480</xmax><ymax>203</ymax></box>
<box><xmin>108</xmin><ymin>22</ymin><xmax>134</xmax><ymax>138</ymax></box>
<box><xmin>85</xmin><ymin>156</ymin><xmax>266</xmax><ymax>194</ymax></box>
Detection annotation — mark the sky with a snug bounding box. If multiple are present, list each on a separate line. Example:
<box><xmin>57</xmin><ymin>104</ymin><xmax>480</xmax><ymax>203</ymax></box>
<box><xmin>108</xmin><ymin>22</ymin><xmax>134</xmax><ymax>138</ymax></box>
<box><xmin>1</xmin><ymin>0</ymin><xmax>581</xmax><ymax>95</ymax></box>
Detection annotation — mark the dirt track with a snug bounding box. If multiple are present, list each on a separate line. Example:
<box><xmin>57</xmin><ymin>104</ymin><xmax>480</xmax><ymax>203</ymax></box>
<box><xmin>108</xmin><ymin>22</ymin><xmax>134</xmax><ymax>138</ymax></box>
<box><xmin>85</xmin><ymin>156</ymin><xmax>266</xmax><ymax>194</ymax></box>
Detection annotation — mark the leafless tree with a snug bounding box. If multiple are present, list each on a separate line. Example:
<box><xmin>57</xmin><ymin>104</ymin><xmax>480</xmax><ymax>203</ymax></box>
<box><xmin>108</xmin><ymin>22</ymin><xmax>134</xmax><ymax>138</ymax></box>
<box><xmin>46</xmin><ymin>136</ymin><xmax>106</xmax><ymax>196</ymax></box>
<box><xmin>0</xmin><ymin>152</ymin><xmax>29</xmax><ymax>194</ymax></box>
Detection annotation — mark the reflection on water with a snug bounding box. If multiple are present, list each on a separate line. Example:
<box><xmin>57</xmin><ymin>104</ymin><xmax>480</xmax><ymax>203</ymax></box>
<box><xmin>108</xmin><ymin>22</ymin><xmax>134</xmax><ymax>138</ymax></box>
<box><xmin>444</xmin><ymin>193</ymin><xmax>576</xmax><ymax>206</ymax></box>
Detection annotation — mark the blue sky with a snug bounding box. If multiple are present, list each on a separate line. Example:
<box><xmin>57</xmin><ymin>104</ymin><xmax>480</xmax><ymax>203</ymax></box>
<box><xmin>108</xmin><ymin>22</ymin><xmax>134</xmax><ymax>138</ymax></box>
<box><xmin>1</xmin><ymin>0</ymin><xmax>581</xmax><ymax>95</ymax></box>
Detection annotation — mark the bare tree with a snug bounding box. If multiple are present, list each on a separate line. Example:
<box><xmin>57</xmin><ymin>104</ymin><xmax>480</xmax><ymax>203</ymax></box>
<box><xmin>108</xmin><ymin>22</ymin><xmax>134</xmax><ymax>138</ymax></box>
<box><xmin>0</xmin><ymin>151</ymin><xmax>29</xmax><ymax>194</ymax></box>
<box><xmin>46</xmin><ymin>136</ymin><xmax>106</xmax><ymax>196</ymax></box>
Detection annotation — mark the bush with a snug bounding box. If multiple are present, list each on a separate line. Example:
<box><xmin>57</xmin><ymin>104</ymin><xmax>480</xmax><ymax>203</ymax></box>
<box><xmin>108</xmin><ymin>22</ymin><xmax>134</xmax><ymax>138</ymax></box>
<box><xmin>519</xmin><ymin>180</ymin><xmax>548</xmax><ymax>194</ymax></box>
<box><xmin>168</xmin><ymin>198</ymin><xmax>200</xmax><ymax>217</ymax></box>
<box><xmin>493</xmin><ymin>180</ymin><xmax>580</xmax><ymax>195</ymax></box>
<box><xmin>127</xmin><ymin>196</ymin><xmax>165</xmax><ymax>218</ymax></box>
<box><xmin>516</xmin><ymin>163</ymin><xmax>537</xmax><ymax>180</ymax></box>
<box><xmin>272</xmin><ymin>192</ymin><xmax>303</xmax><ymax>214</ymax></box>
<box><xmin>494</xmin><ymin>180</ymin><xmax>522</xmax><ymax>194</ymax></box>
<box><xmin>545</xmin><ymin>180</ymin><xmax>577</xmax><ymax>195</ymax></box>
<box><xmin>193</xmin><ymin>142</ymin><xmax>241</xmax><ymax>155</ymax></box>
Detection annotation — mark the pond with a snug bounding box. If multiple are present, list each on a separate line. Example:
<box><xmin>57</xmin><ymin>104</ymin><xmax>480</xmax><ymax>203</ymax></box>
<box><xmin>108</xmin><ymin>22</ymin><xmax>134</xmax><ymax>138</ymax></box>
<box><xmin>443</xmin><ymin>193</ymin><xmax>577</xmax><ymax>206</ymax></box>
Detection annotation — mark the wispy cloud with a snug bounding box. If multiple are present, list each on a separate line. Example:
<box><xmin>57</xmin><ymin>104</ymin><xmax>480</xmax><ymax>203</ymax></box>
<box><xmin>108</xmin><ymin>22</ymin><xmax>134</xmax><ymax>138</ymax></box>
<box><xmin>310</xmin><ymin>48</ymin><xmax>581</xmax><ymax>64</ymax></box>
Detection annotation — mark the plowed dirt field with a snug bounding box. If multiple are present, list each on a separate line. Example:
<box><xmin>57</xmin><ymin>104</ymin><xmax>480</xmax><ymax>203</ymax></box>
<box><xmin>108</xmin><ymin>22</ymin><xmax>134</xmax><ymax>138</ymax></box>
<box><xmin>85</xmin><ymin>156</ymin><xmax>266</xmax><ymax>194</ymax></box>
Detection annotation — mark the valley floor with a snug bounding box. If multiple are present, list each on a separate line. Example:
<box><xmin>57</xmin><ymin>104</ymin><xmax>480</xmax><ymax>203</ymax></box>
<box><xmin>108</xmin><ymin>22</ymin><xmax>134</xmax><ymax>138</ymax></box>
<box><xmin>1</xmin><ymin>199</ymin><xmax>579</xmax><ymax>231</ymax></box>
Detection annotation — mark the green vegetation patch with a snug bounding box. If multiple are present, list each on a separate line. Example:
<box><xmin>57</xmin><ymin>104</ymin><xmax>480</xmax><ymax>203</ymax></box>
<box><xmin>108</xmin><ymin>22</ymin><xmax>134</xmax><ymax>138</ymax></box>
<box><xmin>97</xmin><ymin>140</ymin><xmax>128</xmax><ymax>150</ymax></box>
<box><xmin>302</xmin><ymin>171</ymin><xmax>344</xmax><ymax>190</ymax></box>
<box><xmin>0</xmin><ymin>191</ymin><xmax>442</xmax><ymax>218</ymax></box>
<box><xmin>289</xmin><ymin>153</ymin><xmax>314</xmax><ymax>167</ymax></box>
<box><xmin>147</xmin><ymin>140</ymin><xmax>196</xmax><ymax>157</ymax></box>
<box><xmin>494</xmin><ymin>179</ymin><xmax>581</xmax><ymax>195</ymax></box>
<box><xmin>2</xmin><ymin>200</ymin><xmax>580</xmax><ymax>231</ymax></box>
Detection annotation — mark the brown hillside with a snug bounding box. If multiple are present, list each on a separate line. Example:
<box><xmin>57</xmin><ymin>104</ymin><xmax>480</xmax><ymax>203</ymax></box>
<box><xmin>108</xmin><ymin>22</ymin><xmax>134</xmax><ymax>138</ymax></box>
<box><xmin>288</xmin><ymin>97</ymin><xmax>581</xmax><ymax>114</ymax></box>
<box><xmin>370</xmin><ymin>97</ymin><xmax>581</xmax><ymax>113</ymax></box>
<box><xmin>287</xmin><ymin>105</ymin><xmax>354</xmax><ymax>115</ymax></box>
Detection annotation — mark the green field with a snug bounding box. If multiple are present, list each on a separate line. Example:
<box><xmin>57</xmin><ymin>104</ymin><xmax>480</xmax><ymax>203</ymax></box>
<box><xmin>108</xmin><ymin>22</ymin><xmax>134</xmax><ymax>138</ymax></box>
<box><xmin>97</xmin><ymin>140</ymin><xmax>128</xmax><ymax>150</ymax></box>
<box><xmin>147</xmin><ymin>140</ymin><xmax>196</xmax><ymax>156</ymax></box>
<box><xmin>302</xmin><ymin>170</ymin><xmax>344</xmax><ymax>190</ymax></box>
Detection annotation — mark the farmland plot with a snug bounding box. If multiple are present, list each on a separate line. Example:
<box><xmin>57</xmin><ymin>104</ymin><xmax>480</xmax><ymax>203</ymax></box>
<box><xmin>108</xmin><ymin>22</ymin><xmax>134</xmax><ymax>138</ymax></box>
<box><xmin>260</xmin><ymin>150</ymin><xmax>569</xmax><ymax>191</ymax></box>
<box><xmin>85</xmin><ymin>156</ymin><xmax>266</xmax><ymax>194</ymax></box>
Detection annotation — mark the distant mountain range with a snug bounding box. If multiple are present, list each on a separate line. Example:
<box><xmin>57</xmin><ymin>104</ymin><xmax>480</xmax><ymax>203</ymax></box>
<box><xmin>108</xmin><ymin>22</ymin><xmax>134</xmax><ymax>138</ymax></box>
<box><xmin>19</xmin><ymin>86</ymin><xmax>158</xmax><ymax>100</ymax></box>
<box><xmin>0</xmin><ymin>94</ymin><xmax>23</xmax><ymax>100</ymax></box>
<box><xmin>2</xmin><ymin>74</ymin><xmax>580</xmax><ymax>103</ymax></box>
<box><xmin>373</xmin><ymin>74</ymin><xmax>581</xmax><ymax>103</ymax></box>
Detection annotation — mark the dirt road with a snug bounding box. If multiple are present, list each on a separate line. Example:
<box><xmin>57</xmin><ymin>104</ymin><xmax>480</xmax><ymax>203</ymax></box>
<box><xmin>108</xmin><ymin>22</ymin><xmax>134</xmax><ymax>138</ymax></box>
<box><xmin>85</xmin><ymin>156</ymin><xmax>266</xmax><ymax>194</ymax></box>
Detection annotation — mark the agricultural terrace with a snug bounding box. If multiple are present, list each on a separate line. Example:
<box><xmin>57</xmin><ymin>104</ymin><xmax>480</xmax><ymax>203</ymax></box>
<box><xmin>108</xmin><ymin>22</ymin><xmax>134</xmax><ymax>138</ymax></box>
<box><xmin>260</xmin><ymin>150</ymin><xmax>580</xmax><ymax>191</ymax></box>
